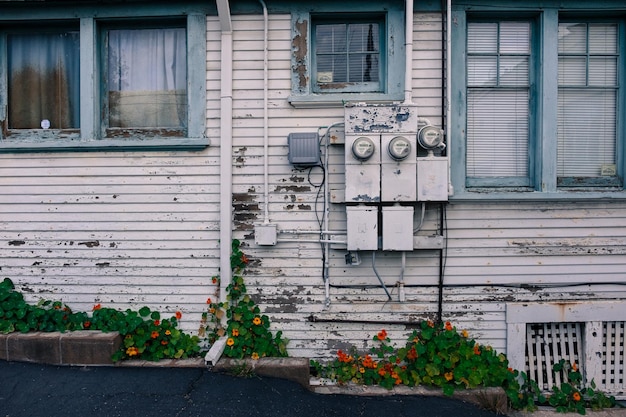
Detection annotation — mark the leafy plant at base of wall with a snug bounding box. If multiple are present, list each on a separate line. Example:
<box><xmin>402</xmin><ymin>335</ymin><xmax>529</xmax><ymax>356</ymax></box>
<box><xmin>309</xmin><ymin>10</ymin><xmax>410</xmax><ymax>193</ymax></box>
<box><xmin>1</xmin><ymin>277</ymin><xmax>200</xmax><ymax>361</ymax></box>
<box><xmin>202</xmin><ymin>239</ymin><xmax>288</xmax><ymax>359</ymax></box>
<box><xmin>90</xmin><ymin>304</ymin><xmax>200</xmax><ymax>362</ymax></box>
<box><xmin>310</xmin><ymin>323</ymin><xmax>618</xmax><ymax>414</ymax></box>
<box><xmin>0</xmin><ymin>278</ymin><xmax>87</xmax><ymax>333</ymax></box>
<box><xmin>311</xmin><ymin>321</ymin><xmax>511</xmax><ymax>395</ymax></box>
<box><xmin>543</xmin><ymin>359</ymin><xmax>616</xmax><ymax>415</ymax></box>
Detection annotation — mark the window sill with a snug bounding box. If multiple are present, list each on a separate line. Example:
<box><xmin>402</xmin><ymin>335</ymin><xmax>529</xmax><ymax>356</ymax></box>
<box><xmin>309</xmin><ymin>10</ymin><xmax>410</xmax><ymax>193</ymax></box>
<box><xmin>449</xmin><ymin>189</ymin><xmax>626</xmax><ymax>203</ymax></box>
<box><xmin>0</xmin><ymin>137</ymin><xmax>210</xmax><ymax>153</ymax></box>
<box><xmin>288</xmin><ymin>93</ymin><xmax>404</xmax><ymax>108</ymax></box>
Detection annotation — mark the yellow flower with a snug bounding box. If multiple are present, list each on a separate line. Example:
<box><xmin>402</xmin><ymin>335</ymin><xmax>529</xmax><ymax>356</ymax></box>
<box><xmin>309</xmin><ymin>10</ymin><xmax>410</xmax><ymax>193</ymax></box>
<box><xmin>462</xmin><ymin>329</ymin><xmax>469</xmax><ymax>338</ymax></box>
<box><xmin>253</xmin><ymin>317</ymin><xmax>262</xmax><ymax>325</ymax></box>
<box><xmin>445</xmin><ymin>372</ymin><xmax>454</xmax><ymax>381</ymax></box>
<box><xmin>165</xmin><ymin>330</ymin><xmax>171</xmax><ymax>336</ymax></box>
<box><xmin>251</xmin><ymin>352</ymin><xmax>259</xmax><ymax>360</ymax></box>
<box><xmin>226</xmin><ymin>337</ymin><xmax>235</xmax><ymax>346</ymax></box>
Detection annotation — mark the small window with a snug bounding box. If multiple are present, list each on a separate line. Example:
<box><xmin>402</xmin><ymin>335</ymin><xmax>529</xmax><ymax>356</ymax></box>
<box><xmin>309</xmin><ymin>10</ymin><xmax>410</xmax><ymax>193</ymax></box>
<box><xmin>6</xmin><ymin>27</ymin><xmax>80</xmax><ymax>138</ymax></box>
<box><xmin>288</xmin><ymin>8</ymin><xmax>404</xmax><ymax>107</ymax></box>
<box><xmin>104</xmin><ymin>24</ymin><xmax>187</xmax><ymax>138</ymax></box>
<box><xmin>313</xmin><ymin>18</ymin><xmax>382</xmax><ymax>93</ymax></box>
<box><xmin>557</xmin><ymin>23</ymin><xmax>620</xmax><ymax>187</ymax></box>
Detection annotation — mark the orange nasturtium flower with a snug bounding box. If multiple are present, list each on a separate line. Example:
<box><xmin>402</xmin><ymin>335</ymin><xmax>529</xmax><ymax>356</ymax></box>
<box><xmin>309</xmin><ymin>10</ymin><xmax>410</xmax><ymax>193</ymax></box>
<box><xmin>572</xmin><ymin>392</ymin><xmax>581</xmax><ymax>402</ymax></box>
<box><xmin>376</xmin><ymin>329</ymin><xmax>388</xmax><ymax>341</ymax></box>
<box><xmin>206</xmin><ymin>297</ymin><xmax>212</xmax><ymax>304</ymax></box>
<box><xmin>151</xmin><ymin>331</ymin><xmax>159</xmax><ymax>339</ymax></box>
<box><xmin>161</xmin><ymin>340</ymin><xmax>168</xmax><ymax>346</ymax></box>
<box><xmin>165</xmin><ymin>330</ymin><xmax>171</xmax><ymax>336</ymax></box>
<box><xmin>462</xmin><ymin>329</ymin><xmax>469</xmax><ymax>338</ymax></box>
<box><xmin>226</xmin><ymin>338</ymin><xmax>235</xmax><ymax>347</ymax></box>
<box><xmin>232</xmin><ymin>329</ymin><xmax>240</xmax><ymax>337</ymax></box>
<box><xmin>445</xmin><ymin>321</ymin><xmax>453</xmax><ymax>331</ymax></box>
<box><xmin>253</xmin><ymin>317</ymin><xmax>262</xmax><ymax>325</ymax></box>
<box><xmin>473</xmin><ymin>344</ymin><xmax>481</xmax><ymax>355</ymax></box>
<box><xmin>154</xmin><ymin>320</ymin><xmax>160</xmax><ymax>326</ymax></box>
<box><xmin>93</xmin><ymin>303</ymin><xmax>102</xmax><ymax>311</ymax></box>
<box><xmin>251</xmin><ymin>352</ymin><xmax>260</xmax><ymax>360</ymax></box>
<box><xmin>444</xmin><ymin>372</ymin><xmax>454</xmax><ymax>381</ymax></box>
<box><xmin>572</xmin><ymin>362</ymin><xmax>578</xmax><ymax>371</ymax></box>
<box><xmin>83</xmin><ymin>321</ymin><xmax>91</xmax><ymax>329</ymax></box>
<box><xmin>175</xmin><ymin>311</ymin><xmax>182</xmax><ymax>319</ymax></box>
<box><xmin>126</xmin><ymin>347</ymin><xmax>139</xmax><ymax>356</ymax></box>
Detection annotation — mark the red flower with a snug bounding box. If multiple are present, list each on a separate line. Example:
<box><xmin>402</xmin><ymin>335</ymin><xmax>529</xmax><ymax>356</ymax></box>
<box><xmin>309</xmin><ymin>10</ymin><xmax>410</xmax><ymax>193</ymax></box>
<box><xmin>175</xmin><ymin>311</ymin><xmax>182</xmax><ymax>319</ymax></box>
<box><xmin>161</xmin><ymin>340</ymin><xmax>168</xmax><ymax>346</ymax></box>
<box><xmin>445</xmin><ymin>321</ymin><xmax>453</xmax><ymax>331</ymax></box>
<box><xmin>154</xmin><ymin>320</ymin><xmax>160</xmax><ymax>326</ymax></box>
<box><xmin>241</xmin><ymin>254</ymin><xmax>249</xmax><ymax>264</ymax></box>
<box><xmin>473</xmin><ymin>344</ymin><xmax>481</xmax><ymax>355</ymax></box>
<box><xmin>407</xmin><ymin>347</ymin><xmax>418</xmax><ymax>360</ymax></box>
<box><xmin>151</xmin><ymin>331</ymin><xmax>159</xmax><ymax>339</ymax></box>
<box><xmin>93</xmin><ymin>303</ymin><xmax>101</xmax><ymax>311</ymax></box>
<box><xmin>376</xmin><ymin>329</ymin><xmax>388</xmax><ymax>341</ymax></box>
<box><xmin>83</xmin><ymin>321</ymin><xmax>91</xmax><ymax>329</ymax></box>
<box><xmin>206</xmin><ymin>297</ymin><xmax>212</xmax><ymax>304</ymax></box>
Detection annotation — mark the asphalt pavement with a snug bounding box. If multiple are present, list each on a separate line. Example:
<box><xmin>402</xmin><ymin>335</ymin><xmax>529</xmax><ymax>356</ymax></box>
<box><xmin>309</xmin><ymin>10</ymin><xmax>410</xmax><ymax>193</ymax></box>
<box><xmin>0</xmin><ymin>360</ymin><xmax>507</xmax><ymax>417</ymax></box>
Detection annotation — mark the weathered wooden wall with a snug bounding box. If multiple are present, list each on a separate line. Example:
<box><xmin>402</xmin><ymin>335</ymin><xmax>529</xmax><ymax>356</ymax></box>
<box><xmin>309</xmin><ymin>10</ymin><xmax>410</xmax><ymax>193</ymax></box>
<box><xmin>1</xmin><ymin>12</ymin><xmax>625</xmax><ymax>365</ymax></box>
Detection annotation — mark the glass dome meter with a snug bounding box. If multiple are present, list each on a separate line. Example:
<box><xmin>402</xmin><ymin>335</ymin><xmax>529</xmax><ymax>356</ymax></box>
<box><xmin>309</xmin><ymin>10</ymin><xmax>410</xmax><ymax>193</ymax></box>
<box><xmin>351</xmin><ymin>136</ymin><xmax>375</xmax><ymax>161</ymax></box>
<box><xmin>418</xmin><ymin>125</ymin><xmax>444</xmax><ymax>150</ymax></box>
<box><xmin>387</xmin><ymin>136</ymin><xmax>411</xmax><ymax>160</ymax></box>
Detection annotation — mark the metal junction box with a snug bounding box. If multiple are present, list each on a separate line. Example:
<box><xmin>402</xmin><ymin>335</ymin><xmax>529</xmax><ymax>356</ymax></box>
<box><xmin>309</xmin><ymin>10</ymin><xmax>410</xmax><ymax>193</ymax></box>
<box><xmin>417</xmin><ymin>157</ymin><xmax>449</xmax><ymax>201</ymax></box>
<box><xmin>382</xmin><ymin>206</ymin><xmax>414</xmax><ymax>251</ymax></box>
<box><xmin>287</xmin><ymin>132</ymin><xmax>320</xmax><ymax>166</ymax></box>
<box><xmin>346</xmin><ymin>205</ymin><xmax>378</xmax><ymax>250</ymax></box>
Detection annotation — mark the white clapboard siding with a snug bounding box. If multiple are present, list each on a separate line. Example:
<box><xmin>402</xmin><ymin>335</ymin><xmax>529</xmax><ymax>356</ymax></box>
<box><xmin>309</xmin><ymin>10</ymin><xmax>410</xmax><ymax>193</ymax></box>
<box><xmin>0</xmin><ymin>151</ymin><xmax>221</xmax><ymax>334</ymax></box>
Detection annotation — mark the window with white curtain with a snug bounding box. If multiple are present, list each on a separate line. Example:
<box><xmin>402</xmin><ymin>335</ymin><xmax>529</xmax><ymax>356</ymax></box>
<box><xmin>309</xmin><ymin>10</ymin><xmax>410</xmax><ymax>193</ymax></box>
<box><xmin>557</xmin><ymin>23</ymin><xmax>619</xmax><ymax>186</ymax></box>
<box><xmin>106</xmin><ymin>27</ymin><xmax>187</xmax><ymax>132</ymax></box>
<box><xmin>454</xmin><ymin>9</ymin><xmax>625</xmax><ymax>195</ymax></box>
<box><xmin>0</xmin><ymin>6</ymin><xmax>207</xmax><ymax>151</ymax></box>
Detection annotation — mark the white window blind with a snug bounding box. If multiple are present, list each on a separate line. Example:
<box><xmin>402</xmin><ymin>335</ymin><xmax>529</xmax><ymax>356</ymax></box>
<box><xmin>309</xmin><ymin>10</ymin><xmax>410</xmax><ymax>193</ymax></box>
<box><xmin>466</xmin><ymin>22</ymin><xmax>531</xmax><ymax>181</ymax></box>
<box><xmin>557</xmin><ymin>23</ymin><xmax>618</xmax><ymax>182</ymax></box>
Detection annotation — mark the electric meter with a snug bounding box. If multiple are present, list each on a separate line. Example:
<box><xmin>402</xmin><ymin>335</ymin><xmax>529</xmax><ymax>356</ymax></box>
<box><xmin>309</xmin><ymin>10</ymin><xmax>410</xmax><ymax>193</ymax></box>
<box><xmin>387</xmin><ymin>136</ymin><xmax>411</xmax><ymax>160</ymax></box>
<box><xmin>418</xmin><ymin>125</ymin><xmax>444</xmax><ymax>150</ymax></box>
<box><xmin>351</xmin><ymin>136</ymin><xmax>375</xmax><ymax>161</ymax></box>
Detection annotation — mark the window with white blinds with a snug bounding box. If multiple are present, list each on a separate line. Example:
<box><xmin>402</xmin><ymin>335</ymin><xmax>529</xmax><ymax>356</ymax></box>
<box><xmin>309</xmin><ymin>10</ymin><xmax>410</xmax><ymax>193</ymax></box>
<box><xmin>466</xmin><ymin>22</ymin><xmax>531</xmax><ymax>186</ymax></box>
<box><xmin>557</xmin><ymin>23</ymin><xmax>619</xmax><ymax>186</ymax></box>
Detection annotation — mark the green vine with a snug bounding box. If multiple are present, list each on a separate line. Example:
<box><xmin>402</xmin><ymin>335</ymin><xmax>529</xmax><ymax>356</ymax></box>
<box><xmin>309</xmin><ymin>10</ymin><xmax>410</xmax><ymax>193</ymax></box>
<box><xmin>201</xmin><ymin>239</ymin><xmax>288</xmax><ymax>359</ymax></box>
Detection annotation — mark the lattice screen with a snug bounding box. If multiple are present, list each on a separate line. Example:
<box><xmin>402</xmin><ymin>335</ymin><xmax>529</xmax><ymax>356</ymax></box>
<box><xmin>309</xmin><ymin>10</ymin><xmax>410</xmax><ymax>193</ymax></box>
<box><xmin>525</xmin><ymin>322</ymin><xmax>583</xmax><ymax>390</ymax></box>
<box><xmin>602</xmin><ymin>321</ymin><xmax>625</xmax><ymax>393</ymax></box>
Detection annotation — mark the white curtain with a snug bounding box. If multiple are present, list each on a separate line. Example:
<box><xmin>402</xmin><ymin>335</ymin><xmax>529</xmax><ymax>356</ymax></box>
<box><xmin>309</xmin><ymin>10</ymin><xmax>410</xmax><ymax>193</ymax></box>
<box><xmin>8</xmin><ymin>32</ymin><xmax>80</xmax><ymax>129</ymax></box>
<box><xmin>107</xmin><ymin>28</ymin><xmax>187</xmax><ymax>128</ymax></box>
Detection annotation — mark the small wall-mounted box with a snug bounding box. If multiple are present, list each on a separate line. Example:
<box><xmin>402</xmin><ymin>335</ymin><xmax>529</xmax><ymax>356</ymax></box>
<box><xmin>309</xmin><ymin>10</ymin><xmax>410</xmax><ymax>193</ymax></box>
<box><xmin>346</xmin><ymin>206</ymin><xmax>378</xmax><ymax>251</ymax></box>
<box><xmin>288</xmin><ymin>132</ymin><xmax>320</xmax><ymax>166</ymax></box>
<box><xmin>417</xmin><ymin>157</ymin><xmax>449</xmax><ymax>202</ymax></box>
<box><xmin>382</xmin><ymin>206</ymin><xmax>414</xmax><ymax>251</ymax></box>
<box><xmin>255</xmin><ymin>223</ymin><xmax>277</xmax><ymax>246</ymax></box>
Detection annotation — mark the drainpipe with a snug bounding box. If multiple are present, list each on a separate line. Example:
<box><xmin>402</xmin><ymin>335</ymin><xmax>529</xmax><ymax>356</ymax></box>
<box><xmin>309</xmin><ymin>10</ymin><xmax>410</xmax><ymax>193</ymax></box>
<box><xmin>404</xmin><ymin>0</ymin><xmax>414</xmax><ymax>104</ymax></box>
<box><xmin>259</xmin><ymin>0</ymin><xmax>270</xmax><ymax>225</ymax></box>
<box><xmin>206</xmin><ymin>0</ymin><xmax>234</xmax><ymax>366</ymax></box>
<box><xmin>446</xmin><ymin>0</ymin><xmax>453</xmax><ymax>196</ymax></box>
<box><xmin>216</xmin><ymin>0</ymin><xmax>233</xmax><ymax>308</ymax></box>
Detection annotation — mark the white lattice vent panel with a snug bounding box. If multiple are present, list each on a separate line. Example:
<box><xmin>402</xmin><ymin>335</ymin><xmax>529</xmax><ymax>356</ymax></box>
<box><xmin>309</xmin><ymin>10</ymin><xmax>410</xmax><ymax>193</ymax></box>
<box><xmin>602</xmin><ymin>321</ymin><xmax>625</xmax><ymax>393</ymax></box>
<box><xmin>525</xmin><ymin>322</ymin><xmax>583</xmax><ymax>390</ymax></box>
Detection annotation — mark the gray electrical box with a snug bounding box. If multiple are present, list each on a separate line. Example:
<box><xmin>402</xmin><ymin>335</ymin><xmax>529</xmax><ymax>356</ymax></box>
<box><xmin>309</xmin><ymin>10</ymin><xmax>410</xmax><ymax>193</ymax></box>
<box><xmin>288</xmin><ymin>132</ymin><xmax>320</xmax><ymax>166</ymax></box>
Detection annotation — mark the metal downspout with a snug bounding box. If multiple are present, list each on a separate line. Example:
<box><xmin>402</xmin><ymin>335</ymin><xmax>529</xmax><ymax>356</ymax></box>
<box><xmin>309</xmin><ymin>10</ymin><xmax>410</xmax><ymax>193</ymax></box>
<box><xmin>217</xmin><ymin>0</ymin><xmax>233</xmax><ymax>307</ymax></box>
<box><xmin>259</xmin><ymin>0</ymin><xmax>270</xmax><ymax>225</ymax></box>
<box><xmin>404</xmin><ymin>0</ymin><xmax>414</xmax><ymax>104</ymax></box>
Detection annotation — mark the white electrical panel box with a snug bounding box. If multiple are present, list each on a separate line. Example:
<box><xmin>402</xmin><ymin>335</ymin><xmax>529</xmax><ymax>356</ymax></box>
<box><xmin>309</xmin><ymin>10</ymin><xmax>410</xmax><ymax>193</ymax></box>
<box><xmin>346</xmin><ymin>206</ymin><xmax>378</xmax><ymax>250</ymax></box>
<box><xmin>381</xmin><ymin>134</ymin><xmax>417</xmax><ymax>202</ymax></box>
<box><xmin>344</xmin><ymin>135</ymin><xmax>381</xmax><ymax>203</ymax></box>
<box><xmin>382</xmin><ymin>206</ymin><xmax>414</xmax><ymax>251</ymax></box>
<box><xmin>417</xmin><ymin>157</ymin><xmax>449</xmax><ymax>201</ymax></box>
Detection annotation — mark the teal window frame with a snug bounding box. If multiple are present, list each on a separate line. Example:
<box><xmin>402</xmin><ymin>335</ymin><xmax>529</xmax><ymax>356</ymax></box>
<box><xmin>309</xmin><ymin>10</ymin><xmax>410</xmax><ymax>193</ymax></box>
<box><xmin>0</xmin><ymin>3</ymin><xmax>207</xmax><ymax>153</ymax></box>
<box><xmin>451</xmin><ymin>4</ymin><xmax>626</xmax><ymax>200</ymax></box>
<box><xmin>288</xmin><ymin>3</ymin><xmax>405</xmax><ymax>108</ymax></box>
